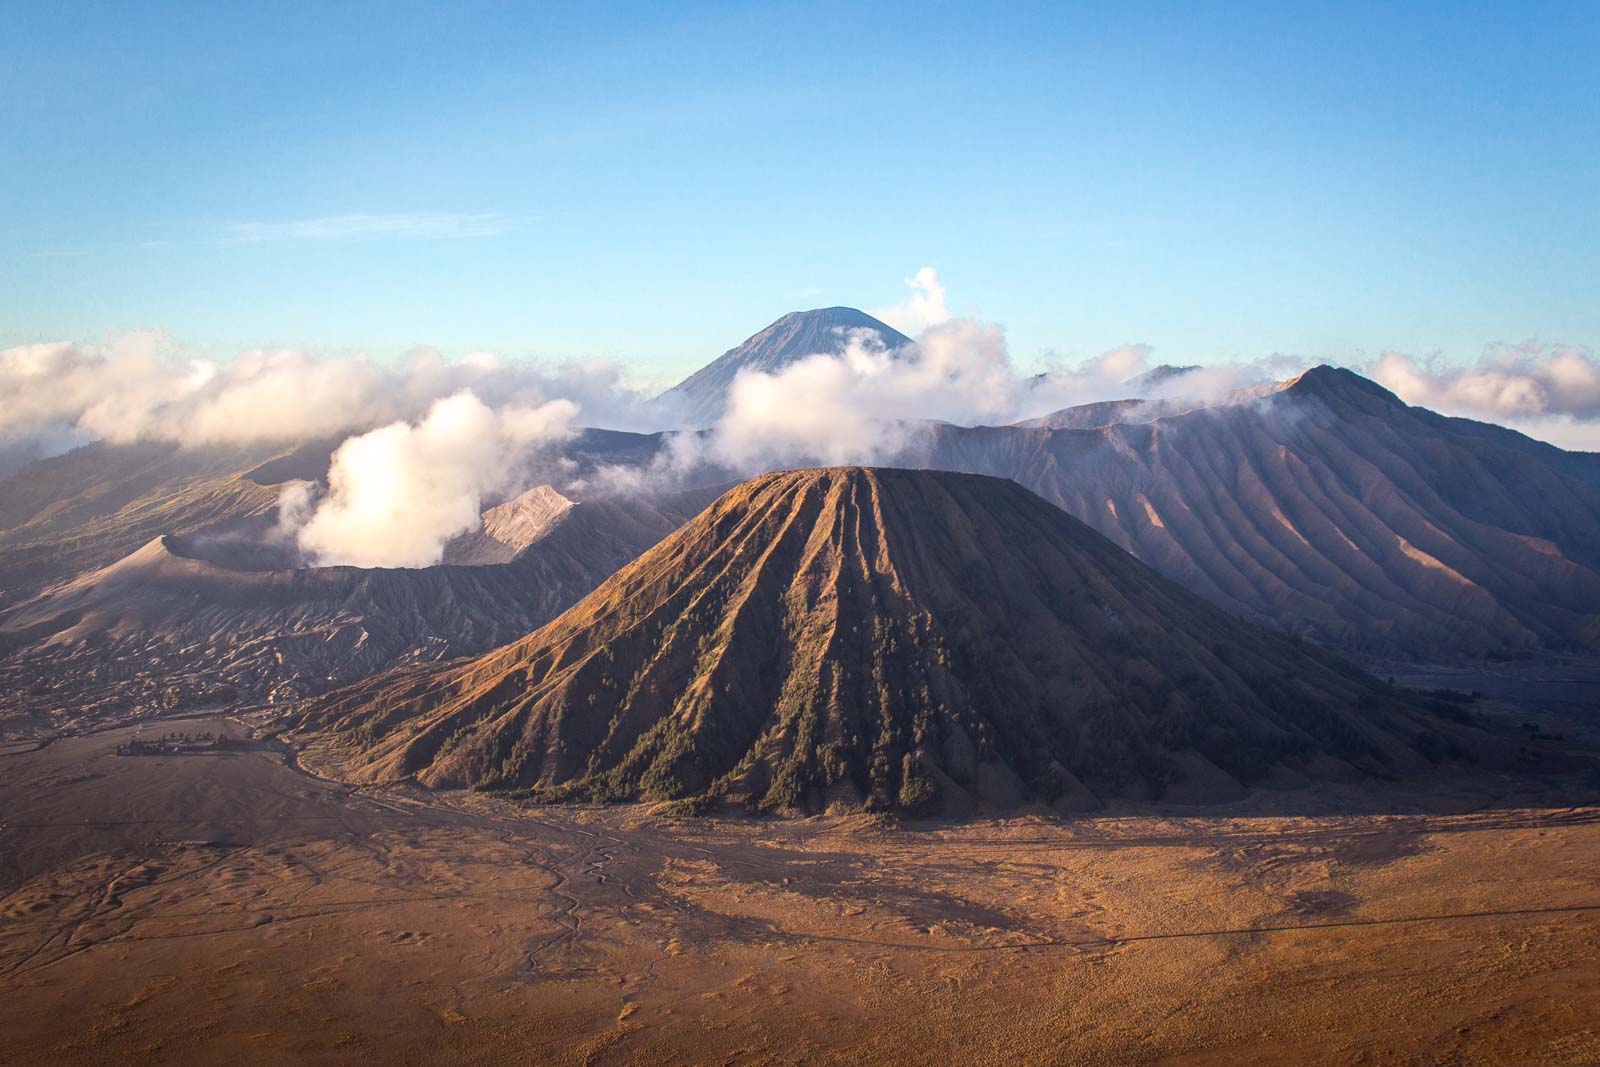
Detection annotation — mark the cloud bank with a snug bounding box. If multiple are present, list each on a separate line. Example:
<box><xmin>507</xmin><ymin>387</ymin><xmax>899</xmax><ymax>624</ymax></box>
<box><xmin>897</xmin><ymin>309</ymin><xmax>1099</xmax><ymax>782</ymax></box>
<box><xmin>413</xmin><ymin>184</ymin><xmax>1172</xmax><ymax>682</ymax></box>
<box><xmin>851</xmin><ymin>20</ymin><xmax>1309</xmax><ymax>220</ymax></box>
<box><xmin>0</xmin><ymin>330</ymin><xmax>658</xmax><ymax>456</ymax></box>
<box><xmin>6</xmin><ymin>269</ymin><xmax>1598</xmax><ymax>567</ymax></box>
<box><xmin>1368</xmin><ymin>343</ymin><xmax>1600</xmax><ymax>421</ymax></box>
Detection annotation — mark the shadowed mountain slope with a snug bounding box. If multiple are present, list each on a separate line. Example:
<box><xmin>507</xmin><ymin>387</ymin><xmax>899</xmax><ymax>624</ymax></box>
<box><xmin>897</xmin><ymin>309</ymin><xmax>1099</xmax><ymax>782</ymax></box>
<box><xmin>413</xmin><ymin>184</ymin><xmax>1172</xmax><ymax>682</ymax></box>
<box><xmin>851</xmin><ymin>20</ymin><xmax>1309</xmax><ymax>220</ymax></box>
<box><xmin>0</xmin><ymin>428</ymin><xmax>663</xmax><ymax>607</ymax></box>
<box><xmin>297</xmin><ymin>467</ymin><xmax>1488</xmax><ymax>814</ymax></box>
<box><xmin>0</xmin><ymin>441</ymin><xmax>300</xmax><ymax>607</ymax></box>
<box><xmin>657</xmin><ymin>307</ymin><xmax>911</xmax><ymax>427</ymax></box>
<box><xmin>0</xmin><ymin>485</ymin><xmax>723</xmax><ymax>725</ymax></box>
<box><xmin>918</xmin><ymin>367</ymin><xmax>1600</xmax><ymax>658</ymax></box>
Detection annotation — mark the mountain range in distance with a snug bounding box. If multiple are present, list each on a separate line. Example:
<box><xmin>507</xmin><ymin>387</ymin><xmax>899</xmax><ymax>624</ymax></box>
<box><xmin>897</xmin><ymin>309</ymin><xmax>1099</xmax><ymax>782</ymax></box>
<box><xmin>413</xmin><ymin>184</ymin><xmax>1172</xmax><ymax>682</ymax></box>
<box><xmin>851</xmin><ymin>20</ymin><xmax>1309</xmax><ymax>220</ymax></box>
<box><xmin>635</xmin><ymin>316</ymin><xmax>1600</xmax><ymax>659</ymax></box>
<box><xmin>648</xmin><ymin>312</ymin><xmax>1600</xmax><ymax>658</ymax></box>
<box><xmin>917</xmin><ymin>366</ymin><xmax>1600</xmax><ymax>658</ymax></box>
<box><xmin>293</xmin><ymin>467</ymin><xmax>1500</xmax><ymax>814</ymax></box>
<box><xmin>2</xmin><ymin>305</ymin><xmax>1598</xmax><ymax>745</ymax></box>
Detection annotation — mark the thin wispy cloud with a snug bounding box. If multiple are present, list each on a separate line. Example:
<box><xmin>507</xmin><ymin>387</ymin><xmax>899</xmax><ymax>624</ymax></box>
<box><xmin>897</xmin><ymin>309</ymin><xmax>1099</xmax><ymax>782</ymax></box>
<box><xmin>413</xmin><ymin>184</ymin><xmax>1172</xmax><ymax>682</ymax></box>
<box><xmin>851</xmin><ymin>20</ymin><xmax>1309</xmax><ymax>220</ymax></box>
<box><xmin>223</xmin><ymin>211</ymin><xmax>518</xmax><ymax>243</ymax></box>
<box><xmin>22</xmin><ymin>248</ymin><xmax>96</xmax><ymax>260</ymax></box>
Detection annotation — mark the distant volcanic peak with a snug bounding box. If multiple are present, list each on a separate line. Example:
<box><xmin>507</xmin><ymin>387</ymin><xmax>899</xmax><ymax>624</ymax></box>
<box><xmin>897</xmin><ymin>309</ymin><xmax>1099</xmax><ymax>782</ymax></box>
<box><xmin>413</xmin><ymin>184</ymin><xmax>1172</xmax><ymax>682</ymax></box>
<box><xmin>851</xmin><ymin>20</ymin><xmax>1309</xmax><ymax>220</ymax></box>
<box><xmin>439</xmin><ymin>485</ymin><xmax>588</xmax><ymax>566</ymax></box>
<box><xmin>1125</xmin><ymin>364</ymin><xmax>1201</xmax><ymax>393</ymax></box>
<box><xmin>1280</xmin><ymin>365</ymin><xmax>1407</xmax><ymax>410</ymax></box>
<box><xmin>481</xmin><ymin>485</ymin><xmax>577</xmax><ymax>553</ymax></box>
<box><xmin>713</xmin><ymin>306</ymin><xmax>911</xmax><ymax>376</ymax></box>
<box><xmin>656</xmin><ymin>307</ymin><xmax>911</xmax><ymax>426</ymax></box>
<box><xmin>304</xmin><ymin>465</ymin><xmax>1476</xmax><ymax>815</ymax></box>
<box><xmin>761</xmin><ymin>306</ymin><xmax>912</xmax><ymax>348</ymax></box>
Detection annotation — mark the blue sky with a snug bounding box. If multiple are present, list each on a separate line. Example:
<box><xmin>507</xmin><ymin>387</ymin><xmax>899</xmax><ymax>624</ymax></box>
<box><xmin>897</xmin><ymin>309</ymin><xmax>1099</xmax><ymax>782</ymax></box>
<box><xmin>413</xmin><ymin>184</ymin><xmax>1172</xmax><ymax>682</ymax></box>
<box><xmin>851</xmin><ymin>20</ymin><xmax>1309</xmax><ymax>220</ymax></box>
<box><xmin>3</xmin><ymin>1</ymin><xmax>1596</xmax><ymax>384</ymax></box>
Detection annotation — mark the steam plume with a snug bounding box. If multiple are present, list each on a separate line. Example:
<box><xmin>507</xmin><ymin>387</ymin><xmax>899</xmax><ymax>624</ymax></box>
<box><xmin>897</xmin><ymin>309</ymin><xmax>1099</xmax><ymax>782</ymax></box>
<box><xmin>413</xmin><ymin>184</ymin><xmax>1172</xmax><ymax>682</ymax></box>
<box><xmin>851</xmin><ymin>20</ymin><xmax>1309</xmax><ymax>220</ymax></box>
<box><xmin>295</xmin><ymin>391</ymin><xmax>577</xmax><ymax>568</ymax></box>
<box><xmin>870</xmin><ymin>267</ymin><xmax>952</xmax><ymax>336</ymax></box>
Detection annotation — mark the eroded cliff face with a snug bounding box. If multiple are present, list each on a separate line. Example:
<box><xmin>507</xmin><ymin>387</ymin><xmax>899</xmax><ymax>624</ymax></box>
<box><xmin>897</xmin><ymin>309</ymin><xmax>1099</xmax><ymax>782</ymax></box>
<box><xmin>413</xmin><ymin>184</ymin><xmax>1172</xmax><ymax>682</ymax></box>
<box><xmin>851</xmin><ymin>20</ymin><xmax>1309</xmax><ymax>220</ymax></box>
<box><xmin>920</xmin><ymin>367</ymin><xmax>1600</xmax><ymax>658</ymax></box>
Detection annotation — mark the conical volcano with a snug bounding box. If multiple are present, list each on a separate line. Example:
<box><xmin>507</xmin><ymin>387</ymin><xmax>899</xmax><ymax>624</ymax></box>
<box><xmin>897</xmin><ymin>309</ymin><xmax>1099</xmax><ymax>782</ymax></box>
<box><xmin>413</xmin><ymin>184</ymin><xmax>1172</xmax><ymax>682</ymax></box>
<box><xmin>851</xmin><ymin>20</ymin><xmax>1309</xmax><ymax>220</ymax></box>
<box><xmin>656</xmin><ymin>307</ymin><xmax>911</xmax><ymax>427</ymax></box>
<box><xmin>299</xmin><ymin>467</ymin><xmax>1486</xmax><ymax>813</ymax></box>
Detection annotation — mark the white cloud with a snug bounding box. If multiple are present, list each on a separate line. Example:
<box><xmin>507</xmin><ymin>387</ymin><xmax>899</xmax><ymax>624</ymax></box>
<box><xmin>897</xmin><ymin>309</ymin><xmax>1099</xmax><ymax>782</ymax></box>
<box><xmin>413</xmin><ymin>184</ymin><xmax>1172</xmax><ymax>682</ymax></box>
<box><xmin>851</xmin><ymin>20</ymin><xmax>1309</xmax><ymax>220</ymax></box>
<box><xmin>0</xmin><ymin>331</ymin><xmax>661</xmax><ymax>455</ymax></box>
<box><xmin>223</xmin><ymin>212</ymin><xmax>517</xmax><ymax>243</ymax></box>
<box><xmin>294</xmin><ymin>390</ymin><xmax>578</xmax><ymax>568</ymax></box>
<box><xmin>619</xmin><ymin>268</ymin><xmax>1009</xmax><ymax>474</ymax></box>
<box><xmin>1505</xmin><ymin>417</ymin><xmax>1600</xmax><ymax>453</ymax></box>
<box><xmin>1367</xmin><ymin>343</ymin><xmax>1600</xmax><ymax>422</ymax></box>
<box><xmin>1023</xmin><ymin>344</ymin><xmax>1157</xmax><ymax>416</ymax></box>
<box><xmin>707</xmin><ymin>311</ymin><xmax>1017</xmax><ymax>468</ymax></box>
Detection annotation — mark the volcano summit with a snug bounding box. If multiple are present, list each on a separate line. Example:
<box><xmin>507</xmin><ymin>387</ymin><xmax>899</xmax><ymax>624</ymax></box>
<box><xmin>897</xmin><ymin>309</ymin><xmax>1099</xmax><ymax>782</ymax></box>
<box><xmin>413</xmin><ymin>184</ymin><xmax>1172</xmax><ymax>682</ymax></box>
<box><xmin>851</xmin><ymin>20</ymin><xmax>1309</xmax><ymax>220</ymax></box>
<box><xmin>655</xmin><ymin>307</ymin><xmax>912</xmax><ymax>427</ymax></box>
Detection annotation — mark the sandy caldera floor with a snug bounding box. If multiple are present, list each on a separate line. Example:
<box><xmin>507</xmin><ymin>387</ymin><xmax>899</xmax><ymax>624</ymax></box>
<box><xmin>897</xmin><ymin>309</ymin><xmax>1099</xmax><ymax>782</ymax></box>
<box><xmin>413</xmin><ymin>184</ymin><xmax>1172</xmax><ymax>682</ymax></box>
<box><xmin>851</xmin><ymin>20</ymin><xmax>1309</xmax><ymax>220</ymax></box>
<box><xmin>2</xmin><ymin>714</ymin><xmax>1599</xmax><ymax>1066</ymax></box>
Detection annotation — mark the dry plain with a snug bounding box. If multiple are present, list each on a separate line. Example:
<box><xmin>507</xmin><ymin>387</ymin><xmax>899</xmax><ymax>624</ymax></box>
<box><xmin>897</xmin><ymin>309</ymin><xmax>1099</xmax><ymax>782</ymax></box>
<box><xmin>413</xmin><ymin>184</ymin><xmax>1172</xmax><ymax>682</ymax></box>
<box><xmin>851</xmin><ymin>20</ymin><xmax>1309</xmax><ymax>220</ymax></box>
<box><xmin>3</xmin><ymin>713</ymin><xmax>1599</xmax><ymax>1066</ymax></box>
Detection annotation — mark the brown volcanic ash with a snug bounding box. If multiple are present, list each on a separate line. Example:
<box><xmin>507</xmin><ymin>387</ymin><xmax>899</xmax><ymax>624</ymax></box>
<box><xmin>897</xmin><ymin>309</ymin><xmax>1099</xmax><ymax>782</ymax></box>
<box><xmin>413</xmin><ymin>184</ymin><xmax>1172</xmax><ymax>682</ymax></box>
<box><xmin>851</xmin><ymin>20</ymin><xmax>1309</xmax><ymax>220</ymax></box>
<box><xmin>0</xmin><ymin>440</ymin><xmax>299</xmax><ymax>607</ymax></box>
<box><xmin>299</xmin><ymin>467</ymin><xmax>1488</xmax><ymax>814</ymax></box>
<box><xmin>923</xmin><ymin>366</ymin><xmax>1600</xmax><ymax>658</ymax></box>
<box><xmin>0</xmin><ymin>427</ymin><xmax>667</xmax><ymax>607</ymax></box>
<box><xmin>0</xmin><ymin>484</ymin><xmax>722</xmax><ymax>721</ymax></box>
